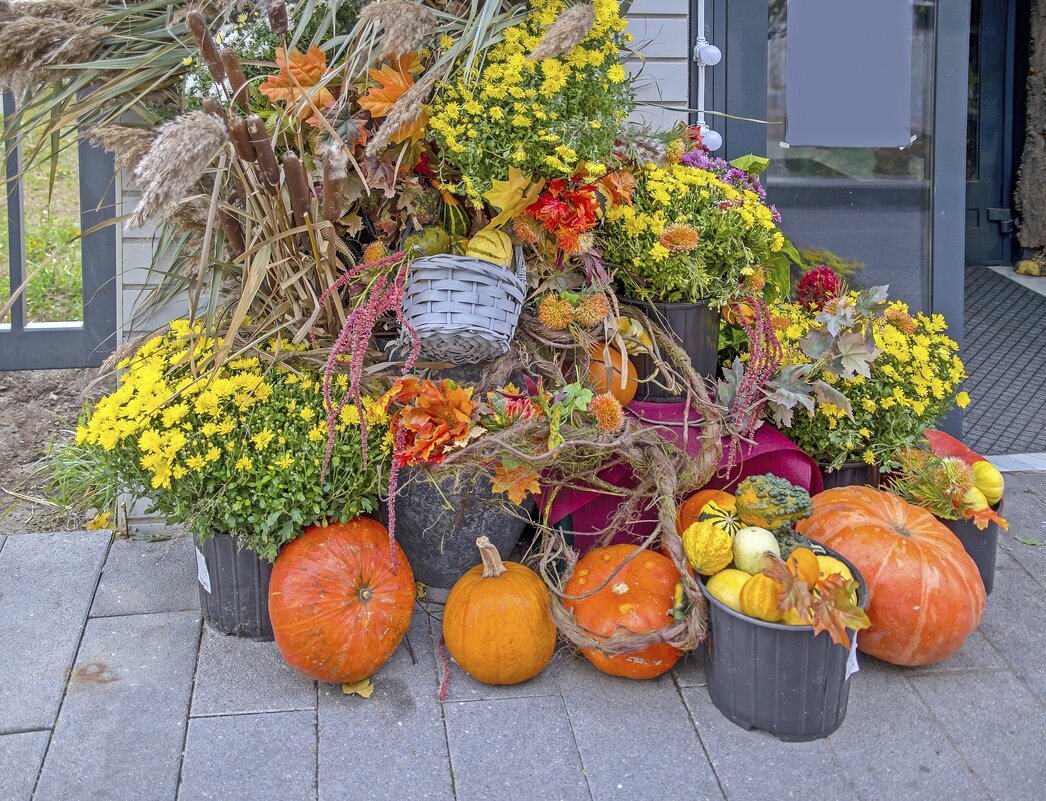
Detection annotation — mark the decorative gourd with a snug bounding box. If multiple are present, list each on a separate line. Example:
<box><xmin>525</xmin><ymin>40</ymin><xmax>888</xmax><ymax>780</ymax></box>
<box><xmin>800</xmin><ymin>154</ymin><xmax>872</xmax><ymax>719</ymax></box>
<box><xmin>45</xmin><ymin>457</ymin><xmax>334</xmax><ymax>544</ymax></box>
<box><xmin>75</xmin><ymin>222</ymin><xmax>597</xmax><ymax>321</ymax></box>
<box><xmin>816</xmin><ymin>554</ymin><xmax>853</xmax><ymax>583</ymax></box>
<box><xmin>682</xmin><ymin>520</ymin><xmax>733</xmax><ymax>576</ymax></box>
<box><xmin>735</xmin><ymin>474</ymin><xmax>813</xmax><ymax>531</ymax></box>
<box><xmin>797</xmin><ymin>486</ymin><xmax>986</xmax><ymax>666</ymax></box>
<box><xmin>705</xmin><ymin>568</ymin><xmax>750</xmax><ymax>613</ymax></box>
<box><xmin>963</xmin><ymin>486</ymin><xmax>989</xmax><ymax>511</ymax></box>
<box><xmin>403</xmin><ymin>224</ymin><xmax>451</xmax><ymax>257</ymax></box>
<box><xmin>676</xmin><ymin>489</ymin><xmax>734</xmax><ymax>535</ymax></box>
<box><xmin>698</xmin><ymin>499</ymin><xmax>744</xmax><ymax>536</ymax></box>
<box><xmin>465</xmin><ymin>228</ymin><xmax>513</xmax><ymax>266</ymax></box>
<box><xmin>785</xmin><ymin>547</ymin><xmax>819</xmax><ymax>589</ymax></box>
<box><xmin>731</xmin><ymin>526</ymin><xmax>781</xmax><ymax>574</ymax></box>
<box><xmin>584</xmin><ymin>343</ymin><xmax>637</xmax><ymax>406</ymax></box>
<box><xmin>268</xmin><ymin>519</ymin><xmax>416</xmax><ymax>683</ymax></box>
<box><xmin>739</xmin><ymin>573</ymin><xmax>784</xmax><ymax>622</ymax></box>
<box><xmin>443</xmin><ymin>537</ymin><xmax>556</xmax><ymax>685</ymax></box>
<box><xmin>971</xmin><ymin>460</ymin><xmax>1004</xmax><ymax>505</ymax></box>
<box><xmin>441</xmin><ymin>199</ymin><xmax>471</xmax><ymax>238</ymax></box>
<box><xmin>563</xmin><ymin>545</ymin><xmax>682</xmax><ymax>679</ymax></box>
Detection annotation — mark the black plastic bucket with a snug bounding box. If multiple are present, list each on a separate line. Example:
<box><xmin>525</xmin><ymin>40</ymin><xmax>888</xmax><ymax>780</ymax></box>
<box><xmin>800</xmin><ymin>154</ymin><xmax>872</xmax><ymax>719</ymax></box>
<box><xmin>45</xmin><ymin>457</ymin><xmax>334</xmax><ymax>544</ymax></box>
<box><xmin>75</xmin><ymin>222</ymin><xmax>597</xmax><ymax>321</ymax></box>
<box><xmin>941</xmin><ymin>498</ymin><xmax>1002</xmax><ymax>595</ymax></box>
<box><xmin>195</xmin><ymin>532</ymin><xmax>274</xmax><ymax>640</ymax></box>
<box><xmin>700</xmin><ymin>548</ymin><xmax>867</xmax><ymax>741</ymax></box>
<box><xmin>631</xmin><ymin>300</ymin><xmax>719</xmax><ymax>402</ymax></box>
<box><xmin>388</xmin><ymin>468</ymin><xmax>532</xmax><ymax>588</ymax></box>
<box><xmin>818</xmin><ymin>462</ymin><xmax>881</xmax><ymax>492</ymax></box>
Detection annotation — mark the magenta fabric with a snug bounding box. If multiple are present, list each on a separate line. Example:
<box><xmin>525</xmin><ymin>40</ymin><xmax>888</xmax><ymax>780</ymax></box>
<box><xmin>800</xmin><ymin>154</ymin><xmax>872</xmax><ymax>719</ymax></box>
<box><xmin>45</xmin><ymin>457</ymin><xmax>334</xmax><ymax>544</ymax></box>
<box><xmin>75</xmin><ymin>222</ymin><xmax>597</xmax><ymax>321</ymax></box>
<box><xmin>541</xmin><ymin>399</ymin><xmax>822</xmax><ymax>552</ymax></box>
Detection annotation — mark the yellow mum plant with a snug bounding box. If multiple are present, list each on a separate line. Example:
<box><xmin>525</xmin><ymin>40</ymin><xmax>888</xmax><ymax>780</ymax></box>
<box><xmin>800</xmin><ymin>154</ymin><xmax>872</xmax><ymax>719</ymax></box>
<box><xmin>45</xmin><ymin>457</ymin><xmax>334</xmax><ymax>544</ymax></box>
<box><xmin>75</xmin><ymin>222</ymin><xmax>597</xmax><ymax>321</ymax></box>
<box><xmin>57</xmin><ymin>321</ymin><xmax>389</xmax><ymax>560</ymax></box>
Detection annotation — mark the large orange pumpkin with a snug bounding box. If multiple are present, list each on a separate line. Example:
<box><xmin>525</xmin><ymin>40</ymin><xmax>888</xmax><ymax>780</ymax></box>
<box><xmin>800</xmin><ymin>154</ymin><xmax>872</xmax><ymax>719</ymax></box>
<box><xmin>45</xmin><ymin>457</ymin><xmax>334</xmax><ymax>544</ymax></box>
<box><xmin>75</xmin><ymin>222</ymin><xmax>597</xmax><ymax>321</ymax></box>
<box><xmin>564</xmin><ymin>545</ymin><xmax>682</xmax><ymax>679</ymax></box>
<box><xmin>796</xmin><ymin>487</ymin><xmax>985</xmax><ymax>666</ymax></box>
<box><xmin>268</xmin><ymin>518</ymin><xmax>416</xmax><ymax>682</ymax></box>
<box><xmin>584</xmin><ymin>343</ymin><xmax>637</xmax><ymax>406</ymax></box>
<box><xmin>443</xmin><ymin>537</ymin><xmax>557</xmax><ymax>685</ymax></box>
<box><xmin>676</xmin><ymin>489</ymin><xmax>735</xmax><ymax>536</ymax></box>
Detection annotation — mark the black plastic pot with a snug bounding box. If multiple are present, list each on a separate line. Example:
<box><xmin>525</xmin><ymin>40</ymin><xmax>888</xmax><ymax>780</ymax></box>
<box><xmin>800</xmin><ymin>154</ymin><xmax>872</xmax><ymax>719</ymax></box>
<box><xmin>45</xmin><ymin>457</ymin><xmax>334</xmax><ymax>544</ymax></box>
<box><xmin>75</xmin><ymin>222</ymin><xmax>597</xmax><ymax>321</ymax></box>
<box><xmin>389</xmin><ymin>468</ymin><xmax>532</xmax><ymax>588</ymax></box>
<box><xmin>195</xmin><ymin>532</ymin><xmax>273</xmax><ymax>640</ymax></box>
<box><xmin>700</xmin><ymin>548</ymin><xmax>867</xmax><ymax>741</ymax></box>
<box><xmin>630</xmin><ymin>299</ymin><xmax>719</xmax><ymax>402</ymax></box>
<box><xmin>940</xmin><ymin>498</ymin><xmax>1003</xmax><ymax>595</ymax></box>
<box><xmin>818</xmin><ymin>462</ymin><xmax>881</xmax><ymax>491</ymax></box>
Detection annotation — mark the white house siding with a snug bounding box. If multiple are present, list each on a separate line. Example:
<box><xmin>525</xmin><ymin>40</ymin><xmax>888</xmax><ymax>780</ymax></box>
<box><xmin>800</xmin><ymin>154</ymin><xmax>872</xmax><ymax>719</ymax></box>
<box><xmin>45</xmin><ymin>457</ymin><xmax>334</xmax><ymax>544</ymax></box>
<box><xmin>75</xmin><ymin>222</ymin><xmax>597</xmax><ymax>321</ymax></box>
<box><xmin>114</xmin><ymin>4</ymin><xmax>692</xmax><ymax>340</ymax></box>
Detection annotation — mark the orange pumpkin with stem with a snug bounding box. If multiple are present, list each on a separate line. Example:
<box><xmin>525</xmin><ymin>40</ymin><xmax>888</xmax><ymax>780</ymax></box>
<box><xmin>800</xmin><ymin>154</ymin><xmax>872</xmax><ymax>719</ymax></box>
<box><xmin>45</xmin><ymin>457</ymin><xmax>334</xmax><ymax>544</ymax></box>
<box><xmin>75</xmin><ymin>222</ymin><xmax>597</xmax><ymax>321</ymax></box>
<box><xmin>564</xmin><ymin>545</ymin><xmax>682</xmax><ymax>679</ymax></box>
<box><xmin>676</xmin><ymin>489</ymin><xmax>735</xmax><ymax>536</ymax></box>
<box><xmin>796</xmin><ymin>486</ymin><xmax>985</xmax><ymax>666</ymax></box>
<box><xmin>268</xmin><ymin>519</ymin><xmax>416</xmax><ymax>683</ymax></box>
<box><xmin>443</xmin><ymin>537</ymin><xmax>557</xmax><ymax>685</ymax></box>
<box><xmin>584</xmin><ymin>343</ymin><xmax>637</xmax><ymax>406</ymax></box>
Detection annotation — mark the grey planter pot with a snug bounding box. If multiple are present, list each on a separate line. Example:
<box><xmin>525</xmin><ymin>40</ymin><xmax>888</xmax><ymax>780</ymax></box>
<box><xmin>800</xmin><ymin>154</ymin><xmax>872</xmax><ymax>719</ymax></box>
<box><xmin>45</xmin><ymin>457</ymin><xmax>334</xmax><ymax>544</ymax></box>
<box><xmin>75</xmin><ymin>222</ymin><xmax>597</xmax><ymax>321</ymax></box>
<box><xmin>940</xmin><ymin>498</ymin><xmax>1003</xmax><ymax>595</ymax></box>
<box><xmin>700</xmin><ymin>547</ymin><xmax>867</xmax><ymax>741</ymax></box>
<box><xmin>818</xmin><ymin>461</ymin><xmax>881</xmax><ymax>492</ymax></box>
<box><xmin>630</xmin><ymin>299</ymin><xmax>720</xmax><ymax>403</ymax></box>
<box><xmin>195</xmin><ymin>532</ymin><xmax>273</xmax><ymax>641</ymax></box>
<box><xmin>389</xmin><ymin>468</ymin><xmax>532</xmax><ymax>589</ymax></box>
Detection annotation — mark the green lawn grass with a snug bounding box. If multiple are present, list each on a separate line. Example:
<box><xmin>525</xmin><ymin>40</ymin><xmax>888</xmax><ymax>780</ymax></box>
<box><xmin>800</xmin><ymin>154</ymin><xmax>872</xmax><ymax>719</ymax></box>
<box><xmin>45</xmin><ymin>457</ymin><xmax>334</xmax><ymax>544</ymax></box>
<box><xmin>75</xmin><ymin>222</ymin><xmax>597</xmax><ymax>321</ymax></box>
<box><xmin>0</xmin><ymin>132</ymin><xmax>84</xmax><ymax>324</ymax></box>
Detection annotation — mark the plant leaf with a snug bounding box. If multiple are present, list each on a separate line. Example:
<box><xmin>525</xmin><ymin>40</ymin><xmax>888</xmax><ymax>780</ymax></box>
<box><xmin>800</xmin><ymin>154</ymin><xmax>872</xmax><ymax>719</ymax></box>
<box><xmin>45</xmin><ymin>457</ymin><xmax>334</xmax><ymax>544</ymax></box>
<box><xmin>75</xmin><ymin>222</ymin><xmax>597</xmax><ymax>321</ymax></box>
<box><xmin>763</xmin><ymin>557</ymin><xmax>814</xmax><ymax>619</ymax></box>
<box><xmin>729</xmin><ymin>154</ymin><xmax>770</xmax><ymax>176</ymax></box>
<box><xmin>491</xmin><ymin>461</ymin><xmax>542</xmax><ymax>505</ymax></box>
<box><xmin>816</xmin><ymin>302</ymin><xmax>856</xmax><ymax>337</ymax></box>
<box><xmin>831</xmin><ymin>331</ymin><xmax>880</xmax><ymax>379</ymax></box>
<box><xmin>342</xmin><ymin>679</ymin><xmax>374</xmax><ymax>698</ymax></box>
<box><xmin>482</xmin><ymin>167</ymin><xmax>545</xmax><ymax>229</ymax></box>
<box><xmin>810</xmin><ymin>574</ymin><xmax>871</xmax><ymax>647</ymax></box>
<box><xmin>811</xmin><ymin>380</ymin><xmax>854</xmax><ymax>418</ymax></box>
<box><xmin>1015</xmin><ymin>535</ymin><xmax>1044</xmax><ymax>546</ymax></box>
<box><xmin>799</xmin><ymin>329</ymin><xmax>834</xmax><ymax>361</ymax></box>
<box><xmin>854</xmin><ymin>284</ymin><xmax>890</xmax><ymax>317</ymax></box>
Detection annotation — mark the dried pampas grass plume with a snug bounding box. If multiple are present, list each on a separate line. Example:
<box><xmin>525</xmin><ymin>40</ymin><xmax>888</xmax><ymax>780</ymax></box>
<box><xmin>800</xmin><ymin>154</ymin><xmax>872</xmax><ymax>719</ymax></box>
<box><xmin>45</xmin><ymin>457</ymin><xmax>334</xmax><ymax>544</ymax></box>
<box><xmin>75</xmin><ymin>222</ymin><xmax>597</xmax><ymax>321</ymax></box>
<box><xmin>11</xmin><ymin>0</ymin><xmax>105</xmax><ymax>27</ymax></box>
<box><xmin>130</xmin><ymin>111</ymin><xmax>227</xmax><ymax>228</ymax></box>
<box><xmin>0</xmin><ymin>17</ymin><xmax>106</xmax><ymax>93</ymax></box>
<box><xmin>87</xmin><ymin>126</ymin><xmax>155</xmax><ymax>174</ymax></box>
<box><xmin>365</xmin><ymin>62</ymin><xmax>447</xmax><ymax>158</ymax></box>
<box><xmin>529</xmin><ymin>2</ymin><xmax>595</xmax><ymax>61</ymax></box>
<box><xmin>359</xmin><ymin>0</ymin><xmax>436</xmax><ymax>58</ymax></box>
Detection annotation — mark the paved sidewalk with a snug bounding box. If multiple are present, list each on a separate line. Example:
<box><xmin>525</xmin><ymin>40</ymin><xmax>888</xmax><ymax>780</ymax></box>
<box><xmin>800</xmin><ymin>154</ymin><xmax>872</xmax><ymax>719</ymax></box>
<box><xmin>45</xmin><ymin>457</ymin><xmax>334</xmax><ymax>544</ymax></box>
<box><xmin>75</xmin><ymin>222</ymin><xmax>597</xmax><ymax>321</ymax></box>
<box><xmin>2</xmin><ymin>475</ymin><xmax>1045</xmax><ymax>801</ymax></box>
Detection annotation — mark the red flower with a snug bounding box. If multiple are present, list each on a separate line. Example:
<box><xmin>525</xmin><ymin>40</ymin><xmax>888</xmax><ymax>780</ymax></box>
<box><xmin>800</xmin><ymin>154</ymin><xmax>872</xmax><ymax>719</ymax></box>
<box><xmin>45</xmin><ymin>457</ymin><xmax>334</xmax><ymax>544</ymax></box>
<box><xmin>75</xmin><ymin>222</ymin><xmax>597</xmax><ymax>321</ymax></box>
<box><xmin>797</xmin><ymin>266</ymin><xmax>841</xmax><ymax>310</ymax></box>
<box><xmin>525</xmin><ymin>180</ymin><xmax>599</xmax><ymax>254</ymax></box>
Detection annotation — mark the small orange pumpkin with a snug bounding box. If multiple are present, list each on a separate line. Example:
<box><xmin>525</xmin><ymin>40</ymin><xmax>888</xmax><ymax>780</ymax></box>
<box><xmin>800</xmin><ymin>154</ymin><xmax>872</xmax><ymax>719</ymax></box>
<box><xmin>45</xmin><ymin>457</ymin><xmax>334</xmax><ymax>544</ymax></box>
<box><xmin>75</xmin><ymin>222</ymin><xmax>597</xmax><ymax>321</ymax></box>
<box><xmin>443</xmin><ymin>537</ymin><xmax>557</xmax><ymax>685</ymax></box>
<box><xmin>676</xmin><ymin>489</ymin><xmax>735</xmax><ymax>536</ymax></box>
<box><xmin>584</xmin><ymin>343</ymin><xmax>637</xmax><ymax>406</ymax></box>
<box><xmin>564</xmin><ymin>545</ymin><xmax>682</xmax><ymax>679</ymax></box>
<box><xmin>739</xmin><ymin>573</ymin><xmax>784</xmax><ymax>622</ymax></box>
<box><xmin>785</xmin><ymin>547</ymin><xmax>820</xmax><ymax>589</ymax></box>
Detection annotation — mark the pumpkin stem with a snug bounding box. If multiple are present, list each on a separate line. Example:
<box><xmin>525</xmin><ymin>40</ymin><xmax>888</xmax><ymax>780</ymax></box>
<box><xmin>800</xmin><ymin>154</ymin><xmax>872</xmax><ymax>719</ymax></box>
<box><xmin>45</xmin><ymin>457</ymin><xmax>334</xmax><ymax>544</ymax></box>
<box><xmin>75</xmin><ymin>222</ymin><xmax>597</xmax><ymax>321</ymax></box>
<box><xmin>476</xmin><ymin>536</ymin><xmax>507</xmax><ymax>578</ymax></box>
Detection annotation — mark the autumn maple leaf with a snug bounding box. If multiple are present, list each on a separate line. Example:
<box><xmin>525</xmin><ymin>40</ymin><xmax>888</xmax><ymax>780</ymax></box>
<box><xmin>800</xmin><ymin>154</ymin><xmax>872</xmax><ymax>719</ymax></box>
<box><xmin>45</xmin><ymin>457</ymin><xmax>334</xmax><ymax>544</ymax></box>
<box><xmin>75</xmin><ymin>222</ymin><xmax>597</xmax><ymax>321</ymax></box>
<box><xmin>491</xmin><ymin>460</ymin><xmax>542</xmax><ymax>505</ymax></box>
<box><xmin>596</xmin><ymin>169</ymin><xmax>637</xmax><ymax>206</ymax></box>
<box><xmin>763</xmin><ymin>556</ymin><xmax>813</xmax><ymax>620</ymax></box>
<box><xmin>810</xmin><ymin>573</ymin><xmax>871</xmax><ymax>647</ymax></box>
<box><xmin>259</xmin><ymin>46</ymin><xmax>336</xmax><ymax>125</ymax></box>
<box><xmin>392</xmin><ymin>379</ymin><xmax>481</xmax><ymax>467</ymax></box>
<box><xmin>966</xmin><ymin>505</ymin><xmax>1009</xmax><ymax>531</ymax></box>
<box><xmin>357</xmin><ymin>52</ymin><xmax>424</xmax><ymax>118</ymax></box>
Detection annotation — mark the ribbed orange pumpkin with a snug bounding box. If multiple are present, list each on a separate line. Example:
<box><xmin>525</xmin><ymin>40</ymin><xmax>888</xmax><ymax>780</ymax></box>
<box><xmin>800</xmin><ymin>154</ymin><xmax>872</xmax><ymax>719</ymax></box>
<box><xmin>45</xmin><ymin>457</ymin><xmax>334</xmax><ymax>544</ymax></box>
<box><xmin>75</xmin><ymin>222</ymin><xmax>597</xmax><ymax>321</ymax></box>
<box><xmin>564</xmin><ymin>545</ymin><xmax>682</xmax><ymax>679</ymax></box>
<box><xmin>796</xmin><ymin>487</ymin><xmax>985</xmax><ymax>666</ymax></box>
<box><xmin>268</xmin><ymin>519</ymin><xmax>416</xmax><ymax>683</ymax></box>
<box><xmin>443</xmin><ymin>537</ymin><xmax>557</xmax><ymax>685</ymax></box>
<box><xmin>676</xmin><ymin>489</ymin><xmax>735</xmax><ymax>536</ymax></box>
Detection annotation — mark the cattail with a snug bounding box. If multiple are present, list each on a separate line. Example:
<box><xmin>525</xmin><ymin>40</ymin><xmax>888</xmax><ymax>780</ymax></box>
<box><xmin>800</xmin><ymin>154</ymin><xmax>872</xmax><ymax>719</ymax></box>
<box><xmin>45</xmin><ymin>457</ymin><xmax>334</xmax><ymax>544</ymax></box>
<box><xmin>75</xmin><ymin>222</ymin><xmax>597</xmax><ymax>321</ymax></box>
<box><xmin>201</xmin><ymin>96</ymin><xmax>228</xmax><ymax>125</ymax></box>
<box><xmin>322</xmin><ymin>143</ymin><xmax>348</xmax><ymax>223</ymax></box>
<box><xmin>87</xmin><ymin>125</ymin><xmax>155</xmax><ymax>173</ymax></box>
<box><xmin>0</xmin><ymin>18</ymin><xmax>105</xmax><ymax>93</ymax></box>
<box><xmin>220</xmin><ymin>48</ymin><xmax>249</xmax><ymax>107</ymax></box>
<box><xmin>227</xmin><ymin>115</ymin><xmax>257</xmax><ymax>162</ymax></box>
<box><xmin>283</xmin><ymin>151</ymin><xmax>312</xmax><ymax>248</ymax></box>
<box><xmin>218</xmin><ymin>206</ymin><xmax>245</xmax><ymax>258</ymax></box>
<box><xmin>246</xmin><ymin>114</ymin><xmax>280</xmax><ymax>190</ymax></box>
<box><xmin>366</xmin><ymin>62</ymin><xmax>446</xmax><ymax>158</ymax></box>
<box><xmin>186</xmin><ymin>11</ymin><xmax>226</xmax><ymax>85</ymax></box>
<box><xmin>359</xmin><ymin>0</ymin><xmax>436</xmax><ymax>58</ymax></box>
<box><xmin>129</xmin><ymin>110</ymin><xmax>227</xmax><ymax>227</ymax></box>
<box><xmin>528</xmin><ymin>3</ymin><xmax>594</xmax><ymax>60</ymax></box>
<box><xmin>267</xmin><ymin>1</ymin><xmax>288</xmax><ymax>35</ymax></box>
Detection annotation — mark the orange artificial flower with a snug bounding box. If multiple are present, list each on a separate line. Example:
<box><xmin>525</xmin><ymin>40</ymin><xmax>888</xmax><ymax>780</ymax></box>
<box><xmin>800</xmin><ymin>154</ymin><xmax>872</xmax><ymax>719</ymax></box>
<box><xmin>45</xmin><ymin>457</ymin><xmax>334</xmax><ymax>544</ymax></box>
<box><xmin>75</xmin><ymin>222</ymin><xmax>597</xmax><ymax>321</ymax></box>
<box><xmin>259</xmin><ymin>45</ymin><xmax>336</xmax><ymax>126</ymax></box>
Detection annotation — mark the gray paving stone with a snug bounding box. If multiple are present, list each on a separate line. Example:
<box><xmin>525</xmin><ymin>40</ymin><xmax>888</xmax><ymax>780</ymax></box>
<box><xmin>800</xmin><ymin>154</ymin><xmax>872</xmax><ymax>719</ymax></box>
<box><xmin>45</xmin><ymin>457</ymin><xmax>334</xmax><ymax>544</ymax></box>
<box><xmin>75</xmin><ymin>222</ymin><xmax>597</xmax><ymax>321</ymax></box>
<box><xmin>0</xmin><ymin>535</ymin><xmax>6</xmax><ymax>554</ymax></box>
<box><xmin>92</xmin><ymin>535</ymin><xmax>199</xmax><ymax>617</ymax></box>
<box><xmin>0</xmin><ymin>531</ymin><xmax>110</xmax><ymax>732</ymax></box>
<box><xmin>178</xmin><ymin>710</ymin><xmax>316</xmax><ymax>801</ymax></box>
<box><xmin>444</xmin><ymin>694</ymin><xmax>592</xmax><ymax>801</ymax></box>
<box><xmin>681</xmin><ymin>686</ymin><xmax>860</xmax><ymax>801</ymax></box>
<box><xmin>829</xmin><ymin>661</ymin><xmax>988</xmax><ymax>800</ymax></box>
<box><xmin>191</xmin><ymin>627</ymin><xmax>315</xmax><ymax>717</ymax></box>
<box><xmin>673</xmin><ymin>650</ymin><xmax>708</xmax><ymax>688</ymax></box>
<box><xmin>557</xmin><ymin>653</ymin><xmax>723</xmax><ymax>801</ymax></box>
<box><xmin>908</xmin><ymin>669</ymin><xmax>1045</xmax><ymax>801</ymax></box>
<box><xmin>34</xmin><ymin>611</ymin><xmax>201</xmax><ymax>801</ymax></box>
<box><xmin>0</xmin><ymin>730</ymin><xmax>50</xmax><ymax>801</ymax></box>
<box><xmin>318</xmin><ymin>607</ymin><xmax>453</xmax><ymax>801</ymax></box>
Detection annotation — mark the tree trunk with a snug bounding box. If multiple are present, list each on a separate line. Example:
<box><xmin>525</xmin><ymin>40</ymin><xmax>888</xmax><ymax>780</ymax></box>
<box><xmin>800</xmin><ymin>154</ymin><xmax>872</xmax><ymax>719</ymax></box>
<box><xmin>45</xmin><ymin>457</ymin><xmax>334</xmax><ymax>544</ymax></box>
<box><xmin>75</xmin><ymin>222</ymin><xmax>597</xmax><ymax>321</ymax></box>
<box><xmin>1016</xmin><ymin>0</ymin><xmax>1046</xmax><ymax>249</ymax></box>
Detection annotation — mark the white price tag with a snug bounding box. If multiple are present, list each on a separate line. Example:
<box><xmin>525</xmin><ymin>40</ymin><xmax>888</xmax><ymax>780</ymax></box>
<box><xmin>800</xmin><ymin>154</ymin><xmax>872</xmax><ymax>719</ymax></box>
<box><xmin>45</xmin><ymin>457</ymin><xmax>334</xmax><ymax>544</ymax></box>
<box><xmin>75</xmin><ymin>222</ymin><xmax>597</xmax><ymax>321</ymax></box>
<box><xmin>196</xmin><ymin>547</ymin><xmax>212</xmax><ymax>593</ymax></box>
<box><xmin>845</xmin><ymin>632</ymin><xmax>860</xmax><ymax>679</ymax></box>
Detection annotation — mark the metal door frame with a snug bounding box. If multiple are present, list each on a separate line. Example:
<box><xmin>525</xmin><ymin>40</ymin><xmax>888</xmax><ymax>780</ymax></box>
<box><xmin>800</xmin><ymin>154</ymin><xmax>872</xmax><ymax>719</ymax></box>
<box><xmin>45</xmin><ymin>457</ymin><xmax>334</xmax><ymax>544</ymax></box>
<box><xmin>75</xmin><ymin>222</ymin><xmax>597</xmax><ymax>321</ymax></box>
<box><xmin>1</xmin><ymin>92</ymin><xmax>117</xmax><ymax>370</ymax></box>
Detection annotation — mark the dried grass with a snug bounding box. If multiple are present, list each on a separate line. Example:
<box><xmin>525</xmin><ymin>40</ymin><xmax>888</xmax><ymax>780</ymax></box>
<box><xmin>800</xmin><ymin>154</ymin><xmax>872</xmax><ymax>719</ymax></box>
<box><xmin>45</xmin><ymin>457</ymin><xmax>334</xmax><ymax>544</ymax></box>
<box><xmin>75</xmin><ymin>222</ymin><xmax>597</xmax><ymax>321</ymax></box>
<box><xmin>365</xmin><ymin>61</ymin><xmax>446</xmax><ymax>158</ymax></box>
<box><xmin>87</xmin><ymin>125</ymin><xmax>155</xmax><ymax>174</ymax></box>
<box><xmin>130</xmin><ymin>111</ymin><xmax>227</xmax><ymax>228</ymax></box>
<box><xmin>12</xmin><ymin>0</ymin><xmax>105</xmax><ymax>27</ymax></box>
<box><xmin>529</xmin><ymin>2</ymin><xmax>594</xmax><ymax>60</ymax></box>
<box><xmin>359</xmin><ymin>0</ymin><xmax>436</xmax><ymax>58</ymax></box>
<box><xmin>0</xmin><ymin>17</ymin><xmax>106</xmax><ymax>93</ymax></box>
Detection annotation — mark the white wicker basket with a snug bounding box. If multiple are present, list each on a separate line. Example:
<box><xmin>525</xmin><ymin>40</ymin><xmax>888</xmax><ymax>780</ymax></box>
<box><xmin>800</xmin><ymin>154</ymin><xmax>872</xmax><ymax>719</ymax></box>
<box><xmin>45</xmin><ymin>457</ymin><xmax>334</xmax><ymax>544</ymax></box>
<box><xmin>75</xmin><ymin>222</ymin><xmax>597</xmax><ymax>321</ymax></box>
<box><xmin>401</xmin><ymin>247</ymin><xmax>527</xmax><ymax>364</ymax></box>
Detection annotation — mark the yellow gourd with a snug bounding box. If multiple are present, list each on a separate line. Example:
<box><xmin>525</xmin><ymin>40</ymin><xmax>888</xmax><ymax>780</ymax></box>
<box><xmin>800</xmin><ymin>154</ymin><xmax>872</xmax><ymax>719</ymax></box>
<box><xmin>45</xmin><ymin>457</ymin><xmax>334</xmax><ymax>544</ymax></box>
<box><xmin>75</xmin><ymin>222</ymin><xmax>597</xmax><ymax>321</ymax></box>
<box><xmin>739</xmin><ymin>573</ymin><xmax>784</xmax><ymax>622</ymax></box>
<box><xmin>682</xmin><ymin>520</ymin><xmax>733</xmax><ymax>576</ymax></box>
<box><xmin>465</xmin><ymin>229</ymin><xmax>513</xmax><ymax>266</ymax></box>
<box><xmin>971</xmin><ymin>460</ymin><xmax>1004</xmax><ymax>505</ymax></box>
<box><xmin>785</xmin><ymin>547</ymin><xmax>820</xmax><ymax>589</ymax></box>
<box><xmin>816</xmin><ymin>555</ymin><xmax>853</xmax><ymax>583</ymax></box>
<box><xmin>705</xmin><ymin>568</ymin><xmax>750</xmax><ymax>613</ymax></box>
